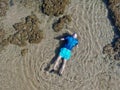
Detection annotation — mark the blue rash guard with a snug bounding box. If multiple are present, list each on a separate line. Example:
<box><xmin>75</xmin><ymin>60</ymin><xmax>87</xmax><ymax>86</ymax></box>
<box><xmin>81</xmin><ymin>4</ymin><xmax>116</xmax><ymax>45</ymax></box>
<box><xmin>63</xmin><ymin>36</ymin><xmax>78</xmax><ymax>50</ymax></box>
<box><xmin>59</xmin><ymin>35</ymin><xmax>78</xmax><ymax>60</ymax></box>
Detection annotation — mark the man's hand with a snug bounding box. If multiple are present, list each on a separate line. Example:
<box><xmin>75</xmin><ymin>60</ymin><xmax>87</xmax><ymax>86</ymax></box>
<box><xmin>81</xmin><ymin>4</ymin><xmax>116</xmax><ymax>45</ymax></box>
<box><xmin>60</xmin><ymin>38</ymin><xmax>65</xmax><ymax>41</ymax></box>
<box><xmin>76</xmin><ymin>45</ymin><xmax>79</xmax><ymax>48</ymax></box>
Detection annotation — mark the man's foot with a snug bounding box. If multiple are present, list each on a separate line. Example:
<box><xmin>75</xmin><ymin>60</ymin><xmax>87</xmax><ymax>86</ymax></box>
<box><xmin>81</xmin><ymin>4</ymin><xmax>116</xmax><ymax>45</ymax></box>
<box><xmin>49</xmin><ymin>69</ymin><xmax>55</xmax><ymax>73</ymax></box>
<box><xmin>58</xmin><ymin>73</ymin><xmax>62</xmax><ymax>76</ymax></box>
<box><xmin>49</xmin><ymin>69</ymin><xmax>59</xmax><ymax>74</ymax></box>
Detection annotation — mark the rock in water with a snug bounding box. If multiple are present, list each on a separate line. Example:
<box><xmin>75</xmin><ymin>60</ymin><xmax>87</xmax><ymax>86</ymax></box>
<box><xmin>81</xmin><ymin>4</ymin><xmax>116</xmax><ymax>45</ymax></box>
<box><xmin>42</xmin><ymin>0</ymin><xmax>70</xmax><ymax>16</ymax></box>
<box><xmin>53</xmin><ymin>15</ymin><xmax>72</xmax><ymax>32</ymax></box>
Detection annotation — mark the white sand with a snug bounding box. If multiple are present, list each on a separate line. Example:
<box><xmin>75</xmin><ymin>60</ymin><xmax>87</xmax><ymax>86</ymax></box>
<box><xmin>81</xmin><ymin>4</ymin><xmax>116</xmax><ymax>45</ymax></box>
<box><xmin>0</xmin><ymin>0</ymin><xmax>120</xmax><ymax>90</ymax></box>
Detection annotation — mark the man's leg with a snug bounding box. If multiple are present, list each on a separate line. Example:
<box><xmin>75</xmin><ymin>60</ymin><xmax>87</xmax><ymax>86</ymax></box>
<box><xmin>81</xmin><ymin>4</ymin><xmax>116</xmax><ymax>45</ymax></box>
<box><xmin>53</xmin><ymin>56</ymin><xmax>61</xmax><ymax>70</ymax></box>
<box><xmin>59</xmin><ymin>59</ymin><xmax>67</xmax><ymax>75</ymax></box>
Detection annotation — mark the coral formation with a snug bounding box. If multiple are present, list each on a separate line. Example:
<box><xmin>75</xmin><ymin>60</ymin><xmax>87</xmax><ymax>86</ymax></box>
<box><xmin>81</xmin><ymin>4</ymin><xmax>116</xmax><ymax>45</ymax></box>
<box><xmin>103</xmin><ymin>44</ymin><xmax>114</xmax><ymax>55</ymax></box>
<box><xmin>103</xmin><ymin>0</ymin><xmax>120</xmax><ymax>60</ymax></box>
<box><xmin>0</xmin><ymin>28</ymin><xmax>9</xmax><ymax>47</ymax></box>
<box><xmin>53</xmin><ymin>15</ymin><xmax>71</xmax><ymax>32</ymax></box>
<box><xmin>0</xmin><ymin>0</ymin><xmax>8</xmax><ymax>17</ymax></box>
<box><xmin>42</xmin><ymin>0</ymin><xmax>70</xmax><ymax>16</ymax></box>
<box><xmin>103</xmin><ymin>39</ymin><xmax>120</xmax><ymax>60</ymax></box>
<box><xmin>108</xmin><ymin>0</ymin><xmax>120</xmax><ymax>29</ymax></box>
<box><xmin>21</xmin><ymin>48</ymin><xmax>28</xmax><ymax>56</ymax></box>
<box><xmin>1</xmin><ymin>14</ymin><xmax>44</xmax><ymax>47</ymax></box>
<box><xmin>1</xmin><ymin>39</ymin><xmax>9</xmax><ymax>46</ymax></box>
<box><xmin>0</xmin><ymin>28</ymin><xmax>5</xmax><ymax>42</ymax></box>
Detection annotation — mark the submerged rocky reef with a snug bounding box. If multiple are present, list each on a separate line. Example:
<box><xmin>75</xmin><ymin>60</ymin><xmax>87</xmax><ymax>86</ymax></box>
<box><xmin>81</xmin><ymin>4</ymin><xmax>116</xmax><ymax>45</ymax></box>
<box><xmin>103</xmin><ymin>0</ymin><xmax>120</xmax><ymax>60</ymax></box>
<box><xmin>103</xmin><ymin>39</ymin><xmax>120</xmax><ymax>60</ymax></box>
<box><xmin>53</xmin><ymin>15</ymin><xmax>71</xmax><ymax>32</ymax></box>
<box><xmin>21</xmin><ymin>48</ymin><xmax>28</xmax><ymax>56</ymax></box>
<box><xmin>0</xmin><ymin>0</ymin><xmax>8</xmax><ymax>16</ymax></box>
<box><xmin>0</xmin><ymin>0</ymin><xmax>71</xmax><ymax>54</ymax></box>
<box><xmin>108</xmin><ymin>0</ymin><xmax>120</xmax><ymax>29</ymax></box>
<box><xmin>42</xmin><ymin>0</ymin><xmax>70</xmax><ymax>16</ymax></box>
<box><xmin>0</xmin><ymin>28</ymin><xmax>5</xmax><ymax>43</ymax></box>
<box><xmin>0</xmin><ymin>14</ymin><xmax>44</xmax><ymax>48</ymax></box>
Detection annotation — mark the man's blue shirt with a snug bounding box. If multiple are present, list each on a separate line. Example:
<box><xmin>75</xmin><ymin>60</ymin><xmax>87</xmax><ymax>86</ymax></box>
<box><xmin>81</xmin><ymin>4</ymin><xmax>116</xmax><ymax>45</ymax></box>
<box><xmin>63</xmin><ymin>36</ymin><xmax>78</xmax><ymax>50</ymax></box>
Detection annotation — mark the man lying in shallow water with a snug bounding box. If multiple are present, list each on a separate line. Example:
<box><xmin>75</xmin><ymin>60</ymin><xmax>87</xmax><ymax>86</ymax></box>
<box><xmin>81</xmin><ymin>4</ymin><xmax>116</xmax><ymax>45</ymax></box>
<box><xmin>50</xmin><ymin>33</ymin><xmax>79</xmax><ymax>76</ymax></box>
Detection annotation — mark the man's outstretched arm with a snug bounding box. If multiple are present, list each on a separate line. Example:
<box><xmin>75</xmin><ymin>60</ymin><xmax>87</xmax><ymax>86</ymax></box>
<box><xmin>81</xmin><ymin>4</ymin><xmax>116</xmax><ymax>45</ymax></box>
<box><xmin>76</xmin><ymin>45</ymin><xmax>79</xmax><ymax>48</ymax></box>
<box><xmin>60</xmin><ymin>38</ymin><xmax>65</xmax><ymax>41</ymax></box>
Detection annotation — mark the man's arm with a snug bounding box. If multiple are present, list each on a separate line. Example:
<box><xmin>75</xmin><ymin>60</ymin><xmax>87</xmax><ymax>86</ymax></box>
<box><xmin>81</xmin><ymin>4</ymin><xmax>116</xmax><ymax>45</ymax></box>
<box><xmin>60</xmin><ymin>36</ymin><xmax>69</xmax><ymax>41</ymax></box>
<box><xmin>76</xmin><ymin>44</ymin><xmax>79</xmax><ymax>48</ymax></box>
<box><xmin>75</xmin><ymin>40</ymin><xmax>79</xmax><ymax>48</ymax></box>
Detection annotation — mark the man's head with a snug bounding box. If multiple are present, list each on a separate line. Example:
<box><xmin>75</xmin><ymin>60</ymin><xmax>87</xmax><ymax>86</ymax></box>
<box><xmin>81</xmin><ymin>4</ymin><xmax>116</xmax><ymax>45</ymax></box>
<box><xmin>72</xmin><ymin>33</ymin><xmax>77</xmax><ymax>38</ymax></box>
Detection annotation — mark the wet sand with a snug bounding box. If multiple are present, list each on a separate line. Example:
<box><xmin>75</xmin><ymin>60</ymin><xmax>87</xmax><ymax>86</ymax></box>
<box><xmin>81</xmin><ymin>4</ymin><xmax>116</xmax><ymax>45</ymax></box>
<box><xmin>0</xmin><ymin>0</ymin><xmax>120</xmax><ymax>90</ymax></box>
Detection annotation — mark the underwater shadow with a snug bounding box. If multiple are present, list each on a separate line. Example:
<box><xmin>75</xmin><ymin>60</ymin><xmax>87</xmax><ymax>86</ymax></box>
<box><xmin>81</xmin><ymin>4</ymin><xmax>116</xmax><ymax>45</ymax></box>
<box><xmin>44</xmin><ymin>33</ymin><xmax>70</xmax><ymax>71</ymax></box>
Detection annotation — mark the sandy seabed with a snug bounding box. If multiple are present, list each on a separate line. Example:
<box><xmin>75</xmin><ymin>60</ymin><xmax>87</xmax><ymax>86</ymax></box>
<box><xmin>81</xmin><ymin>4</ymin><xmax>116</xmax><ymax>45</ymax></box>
<box><xmin>0</xmin><ymin>0</ymin><xmax>120</xmax><ymax>90</ymax></box>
